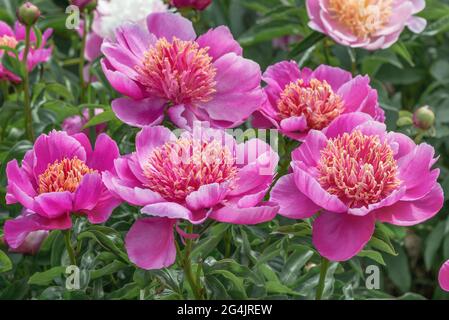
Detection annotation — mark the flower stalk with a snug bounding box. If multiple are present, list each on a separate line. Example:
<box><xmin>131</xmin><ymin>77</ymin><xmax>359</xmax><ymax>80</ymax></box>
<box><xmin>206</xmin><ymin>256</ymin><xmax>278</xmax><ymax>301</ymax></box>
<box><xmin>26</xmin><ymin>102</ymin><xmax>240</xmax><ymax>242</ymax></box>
<box><xmin>22</xmin><ymin>24</ymin><xmax>34</xmax><ymax>141</ymax></box>
<box><xmin>181</xmin><ymin>224</ymin><xmax>204</xmax><ymax>300</ymax></box>
<box><xmin>315</xmin><ymin>256</ymin><xmax>330</xmax><ymax>300</ymax></box>
<box><xmin>63</xmin><ymin>229</ymin><xmax>77</xmax><ymax>266</ymax></box>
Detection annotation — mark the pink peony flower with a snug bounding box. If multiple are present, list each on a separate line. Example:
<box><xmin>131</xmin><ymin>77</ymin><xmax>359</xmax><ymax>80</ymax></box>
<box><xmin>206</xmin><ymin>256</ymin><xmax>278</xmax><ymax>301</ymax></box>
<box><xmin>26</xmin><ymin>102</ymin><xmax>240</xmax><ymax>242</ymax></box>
<box><xmin>170</xmin><ymin>0</ymin><xmax>212</xmax><ymax>11</ymax></box>
<box><xmin>439</xmin><ymin>260</ymin><xmax>449</xmax><ymax>292</ymax></box>
<box><xmin>0</xmin><ymin>21</ymin><xmax>52</xmax><ymax>82</ymax></box>
<box><xmin>270</xmin><ymin>112</ymin><xmax>443</xmax><ymax>261</ymax></box>
<box><xmin>4</xmin><ymin>131</ymin><xmax>122</xmax><ymax>249</ymax></box>
<box><xmin>101</xmin><ymin>12</ymin><xmax>264</xmax><ymax>130</ymax></box>
<box><xmin>62</xmin><ymin>108</ymin><xmax>106</xmax><ymax>136</ymax></box>
<box><xmin>306</xmin><ymin>0</ymin><xmax>427</xmax><ymax>50</ymax></box>
<box><xmin>103</xmin><ymin>123</ymin><xmax>279</xmax><ymax>269</ymax></box>
<box><xmin>253</xmin><ymin>62</ymin><xmax>384</xmax><ymax>141</ymax></box>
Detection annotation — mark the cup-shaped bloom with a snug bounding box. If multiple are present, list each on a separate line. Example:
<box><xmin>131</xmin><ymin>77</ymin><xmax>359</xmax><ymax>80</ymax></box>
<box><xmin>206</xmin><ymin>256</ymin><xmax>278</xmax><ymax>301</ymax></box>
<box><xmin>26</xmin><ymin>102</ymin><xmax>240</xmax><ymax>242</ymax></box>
<box><xmin>253</xmin><ymin>62</ymin><xmax>384</xmax><ymax>141</ymax></box>
<box><xmin>271</xmin><ymin>112</ymin><xmax>443</xmax><ymax>261</ymax></box>
<box><xmin>306</xmin><ymin>0</ymin><xmax>426</xmax><ymax>50</ymax></box>
<box><xmin>170</xmin><ymin>0</ymin><xmax>212</xmax><ymax>11</ymax></box>
<box><xmin>4</xmin><ymin>131</ymin><xmax>121</xmax><ymax>250</ymax></box>
<box><xmin>103</xmin><ymin>124</ymin><xmax>279</xmax><ymax>269</ymax></box>
<box><xmin>62</xmin><ymin>108</ymin><xmax>106</xmax><ymax>136</ymax></box>
<box><xmin>101</xmin><ymin>12</ymin><xmax>264</xmax><ymax>130</ymax></box>
<box><xmin>439</xmin><ymin>260</ymin><xmax>449</xmax><ymax>292</ymax></box>
<box><xmin>0</xmin><ymin>21</ymin><xmax>52</xmax><ymax>82</ymax></box>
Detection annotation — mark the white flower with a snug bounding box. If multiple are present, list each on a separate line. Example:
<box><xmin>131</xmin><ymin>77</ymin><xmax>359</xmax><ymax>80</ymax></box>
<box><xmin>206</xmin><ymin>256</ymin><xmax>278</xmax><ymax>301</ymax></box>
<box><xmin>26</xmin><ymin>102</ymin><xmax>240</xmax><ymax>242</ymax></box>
<box><xmin>93</xmin><ymin>0</ymin><xmax>167</xmax><ymax>39</ymax></box>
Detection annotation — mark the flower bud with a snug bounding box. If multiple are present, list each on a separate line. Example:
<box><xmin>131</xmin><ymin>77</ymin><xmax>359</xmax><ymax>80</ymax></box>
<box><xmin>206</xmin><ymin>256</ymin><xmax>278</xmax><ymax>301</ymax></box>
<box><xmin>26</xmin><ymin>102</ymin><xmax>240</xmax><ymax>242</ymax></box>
<box><xmin>413</xmin><ymin>105</ymin><xmax>435</xmax><ymax>130</ymax></box>
<box><xmin>170</xmin><ymin>0</ymin><xmax>212</xmax><ymax>11</ymax></box>
<box><xmin>16</xmin><ymin>2</ymin><xmax>41</xmax><ymax>26</ymax></box>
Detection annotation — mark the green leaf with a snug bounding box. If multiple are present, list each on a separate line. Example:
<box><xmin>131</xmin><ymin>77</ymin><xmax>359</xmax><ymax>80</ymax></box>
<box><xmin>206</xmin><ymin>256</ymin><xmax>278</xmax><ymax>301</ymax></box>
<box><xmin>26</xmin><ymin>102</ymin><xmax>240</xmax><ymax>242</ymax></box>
<box><xmin>357</xmin><ymin>250</ymin><xmax>386</xmax><ymax>266</ymax></box>
<box><xmin>289</xmin><ymin>32</ymin><xmax>325</xmax><ymax>59</ymax></box>
<box><xmin>83</xmin><ymin>109</ymin><xmax>116</xmax><ymax>129</ymax></box>
<box><xmin>191</xmin><ymin>223</ymin><xmax>229</xmax><ymax>260</ymax></box>
<box><xmin>91</xmin><ymin>260</ymin><xmax>127</xmax><ymax>280</ymax></box>
<box><xmin>384</xmin><ymin>244</ymin><xmax>411</xmax><ymax>293</ymax></box>
<box><xmin>265</xmin><ymin>281</ymin><xmax>302</xmax><ymax>296</ymax></box>
<box><xmin>28</xmin><ymin>266</ymin><xmax>65</xmax><ymax>286</ymax></box>
<box><xmin>0</xmin><ymin>250</ymin><xmax>12</xmax><ymax>273</ymax></box>
<box><xmin>392</xmin><ymin>42</ymin><xmax>415</xmax><ymax>67</ymax></box>
<box><xmin>280</xmin><ymin>246</ymin><xmax>314</xmax><ymax>286</ymax></box>
<box><xmin>422</xmin><ymin>14</ymin><xmax>449</xmax><ymax>36</ymax></box>
<box><xmin>424</xmin><ymin>221</ymin><xmax>446</xmax><ymax>270</ymax></box>
<box><xmin>209</xmin><ymin>269</ymin><xmax>248</xmax><ymax>299</ymax></box>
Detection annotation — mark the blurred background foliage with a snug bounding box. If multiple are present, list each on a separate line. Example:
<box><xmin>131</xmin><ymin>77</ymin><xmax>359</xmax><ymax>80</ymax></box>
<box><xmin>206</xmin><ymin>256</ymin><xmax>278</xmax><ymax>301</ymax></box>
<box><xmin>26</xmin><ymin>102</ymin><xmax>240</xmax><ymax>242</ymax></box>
<box><xmin>0</xmin><ymin>0</ymin><xmax>449</xmax><ymax>300</ymax></box>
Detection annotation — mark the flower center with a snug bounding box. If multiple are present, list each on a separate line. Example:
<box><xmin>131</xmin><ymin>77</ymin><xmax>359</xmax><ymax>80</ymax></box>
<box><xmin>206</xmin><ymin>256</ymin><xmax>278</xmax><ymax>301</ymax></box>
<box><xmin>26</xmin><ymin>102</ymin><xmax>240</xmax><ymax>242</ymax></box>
<box><xmin>137</xmin><ymin>37</ymin><xmax>217</xmax><ymax>105</ymax></box>
<box><xmin>328</xmin><ymin>0</ymin><xmax>393</xmax><ymax>38</ymax></box>
<box><xmin>38</xmin><ymin>157</ymin><xmax>96</xmax><ymax>194</ymax></box>
<box><xmin>277</xmin><ymin>79</ymin><xmax>344</xmax><ymax>130</ymax></box>
<box><xmin>317</xmin><ymin>130</ymin><xmax>400</xmax><ymax>208</ymax></box>
<box><xmin>0</xmin><ymin>35</ymin><xmax>18</xmax><ymax>51</ymax></box>
<box><xmin>143</xmin><ymin>138</ymin><xmax>238</xmax><ymax>202</ymax></box>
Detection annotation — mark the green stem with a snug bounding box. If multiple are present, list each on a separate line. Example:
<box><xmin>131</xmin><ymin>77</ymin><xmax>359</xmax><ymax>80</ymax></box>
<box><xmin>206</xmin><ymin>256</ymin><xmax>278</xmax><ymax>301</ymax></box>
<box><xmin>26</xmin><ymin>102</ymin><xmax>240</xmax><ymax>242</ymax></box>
<box><xmin>182</xmin><ymin>224</ymin><xmax>203</xmax><ymax>300</ymax></box>
<box><xmin>22</xmin><ymin>25</ymin><xmax>34</xmax><ymax>141</ymax></box>
<box><xmin>79</xmin><ymin>9</ymin><xmax>88</xmax><ymax>104</ymax></box>
<box><xmin>315</xmin><ymin>256</ymin><xmax>330</xmax><ymax>300</ymax></box>
<box><xmin>63</xmin><ymin>230</ymin><xmax>77</xmax><ymax>266</ymax></box>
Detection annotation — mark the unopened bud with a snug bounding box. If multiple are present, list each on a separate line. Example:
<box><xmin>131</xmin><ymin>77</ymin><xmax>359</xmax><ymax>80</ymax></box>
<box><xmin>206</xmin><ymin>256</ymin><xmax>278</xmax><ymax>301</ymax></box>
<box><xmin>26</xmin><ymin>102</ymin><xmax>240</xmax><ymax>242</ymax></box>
<box><xmin>17</xmin><ymin>2</ymin><xmax>41</xmax><ymax>26</ymax></box>
<box><xmin>413</xmin><ymin>106</ymin><xmax>435</xmax><ymax>130</ymax></box>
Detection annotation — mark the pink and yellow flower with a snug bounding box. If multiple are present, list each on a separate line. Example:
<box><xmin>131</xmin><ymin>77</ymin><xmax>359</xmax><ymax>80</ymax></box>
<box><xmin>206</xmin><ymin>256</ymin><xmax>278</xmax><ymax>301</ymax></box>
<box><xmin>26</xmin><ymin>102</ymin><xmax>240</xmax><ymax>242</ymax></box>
<box><xmin>0</xmin><ymin>21</ymin><xmax>52</xmax><ymax>82</ymax></box>
<box><xmin>270</xmin><ymin>113</ymin><xmax>443</xmax><ymax>261</ymax></box>
<box><xmin>439</xmin><ymin>260</ymin><xmax>449</xmax><ymax>292</ymax></box>
<box><xmin>253</xmin><ymin>62</ymin><xmax>384</xmax><ymax>140</ymax></box>
<box><xmin>101</xmin><ymin>12</ymin><xmax>264</xmax><ymax>130</ymax></box>
<box><xmin>306</xmin><ymin>0</ymin><xmax>426</xmax><ymax>50</ymax></box>
<box><xmin>4</xmin><ymin>131</ymin><xmax>121</xmax><ymax>250</ymax></box>
<box><xmin>103</xmin><ymin>124</ymin><xmax>279</xmax><ymax>269</ymax></box>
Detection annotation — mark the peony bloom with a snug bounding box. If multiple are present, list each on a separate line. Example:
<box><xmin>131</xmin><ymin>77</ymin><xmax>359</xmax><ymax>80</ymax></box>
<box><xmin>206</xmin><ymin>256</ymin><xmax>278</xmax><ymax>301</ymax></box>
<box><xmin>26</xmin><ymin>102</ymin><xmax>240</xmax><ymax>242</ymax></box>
<box><xmin>253</xmin><ymin>62</ymin><xmax>384</xmax><ymax>141</ymax></box>
<box><xmin>103</xmin><ymin>123</ymin><xmax>279</xmax><ymax>269</ymax></box>
<box><xmin>62</xmin><ymin>108</ymin><xmax>106</xmax><ymax>136</ymax></box>
<box><xmin>4</xmin><ymin>131</ymin><xmax>122</xmax><ymax>248</ymax></box>
<box><xmin>0</xmin><ymin>21</ymin><xmax>52</xmax><ymax>82</ymax></box>
<box><xmin>439</xmin><ymin>260</ymin><xmax>449</xmax><ymax>292</ymax></box>
<box><xmin>170</xmin><ymin>0</ymin><xmax>212</xmax><ymax>11</ymax></box>
<box><xmin>82</xmin><ymin>0</ymin><xmax>167</xmax><ymax>63</ymax></box>
<box><xmin>306</xmin><ymin>0</ymin><xmax>427</xmax><ymax>50</ymax></box>
<box><xmin>101</xmin><ymin>12</ymin><xmax>264</xmax><ymax>130</ymax></box>
<box><xmin>270</xmin><ymin>112</ymin><xmax>443</xmax><ymax>261</ymax></box>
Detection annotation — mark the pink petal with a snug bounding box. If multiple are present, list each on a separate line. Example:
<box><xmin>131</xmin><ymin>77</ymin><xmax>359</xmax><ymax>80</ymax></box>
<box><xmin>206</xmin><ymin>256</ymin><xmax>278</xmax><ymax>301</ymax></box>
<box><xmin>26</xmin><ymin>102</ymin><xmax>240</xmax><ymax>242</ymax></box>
<box><xmin>312</xmin><ymin>64</ymin><xmax>353</xmax><ymax>91</ymax></box>
<box><xmin>111</xmin><ymin>97</ymin><xmax>165</xmax><ymax>128</ymax></box>
<box><xmin>73</xmin><ymin>173</ymin><xmax>103</xmax><ymax>211</ymax></box>
<box><xmin>210</xmin><ymin>203</ymin><xmax>279</xmax><ymax>225</ymax></box>
<box><xmin>270</xmin><ymin>174</ymin><xmax>320</xmax><ymax>219</ymax></box>
<box><xmin>438</xmin><ymin>260</ymin><xmax>449</xmax><ymax>292</ymax></box>
<box><xmin>135</xmin><ymin>126</ymin><xmax>176</xmax><ymax>168</ymax></box>
<box><xmin>146</xmin><ymin>12</ymin><xmax>196</xmax><ymax>41</ymax></box>
<box><xmin>125</xmin><ymin>218</ymin><xmax>176</xmax><ymax>270</ymax></box>
<box><xmin>324</xmin><ymin>112</ymin><xmax>373</xmax><ymax>139</ymax></box>
<box><xmin>141</xmin><ymin>202</ymin><xmax>193</xmax><ymax>221</ymax></box>
<box><xmin>375</xmin><ymin>184</ymin><xmax>444</xmax><ymax>226</ymax></box>
<box><xmin>196</xmin><ymin>26</ymin><xmax>242</xmax><ymax>61</ymax></box>
<box><xmin>185</xmin><ymin>183</ymin><xmax>230</xmax><ymax>211</ymax></box>
<box><xmin>291</xmin><ymin>130</ymin><xmax>327</xmax><ymax>166</ymax></box>
<box><xmin>88</xmin><ymin>134</ymin><xmax>120</xmax><ymax>172</ymax></box>
<box><xmin>313</xmin><ymin>212</ymin><xmax>376</xmax><ymax>261</ymax></box>
<box><xmin>34</xmin><ymin>192</ymin><xmax>73</xmax><ymax>218</ymax></box>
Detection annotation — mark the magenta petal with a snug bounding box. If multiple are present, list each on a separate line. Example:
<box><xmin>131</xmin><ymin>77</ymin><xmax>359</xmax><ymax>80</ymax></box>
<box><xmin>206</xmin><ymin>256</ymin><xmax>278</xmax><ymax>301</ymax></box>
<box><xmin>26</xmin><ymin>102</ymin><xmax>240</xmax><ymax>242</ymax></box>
<box><xmin>88</xmin><ymin>134</ymin><xmax>120</xmax><ymax>172</ymax></box>
<box><xmin>313</xmin><ymin>212</ymin><xmax>376</xmax><ymax>261</ymax></box>
<box><xmin>196</xmin><ymin>26</ymin><xmax>242</xmax><ymax>61</ymax></box>
<box><xmin>6</xmin><ymin>182</ymin><xmax>35</xmax><ymax>208</ymax></box>
<box><xmin>86</xmin><ymin>192</ymin><xmax>121</xmax><ymax>224</ymax></box>
<box><xmin>33</xmin><ymin>130</ymin><xmax>86</xmax><ymax>177</ymax></box>
<box><xmin>111</xmin><ymin>97</ymin><xmax>166</xmax><ymax>128</ymax></box>
<box><xmin>102</xmin><ymin>171</ymin><xmax>164</xmax><ymax>206</ymax></box>
<box><xmin>439</xmin><ymin>260</ymin><xmax>449</xmax><ymax>292</ymax></box>
<box><xmin>280</xmin><ymin>116</ymin><xmax>307</xmax><ymax>132</ymax></box>
<box><xmin>210</xmin><ymin>203</ymin><xmax>279</xmax><ymax>225</ymax></box>
<box><xmin>73</xmin><ymin>173</ymin><xmax>103</xmax><ymax>211</ymax></box>
<box><xmin>136</xmin><ymin>126</ymin><xmax>176</xmax><ymax>168</ymax></box>
<box><xmin>4</xmin><ymin>211</ymin><xmax>71</xmax><ymax>249</ymax></box>
<box><xmin>324</xmin><ymin>112</ymin><xmax>373</xmax><ymax>139</ymax></box>
<box><xmin>270</xmin><ymin>174</ymin><xmax>320</xmax><ymax>219</ymax></box>
<box><xmin>185</xmin><ymin>183</ymin><xmax>229</xmax><ymax>211</ymax></box>
<box><xmin>375</xmin><ymin>184</ymin><xmax>444</xmax><ymax>226</ymax></box>
<box><xmin>398</xmin><ymin>143</ymin><xmax>439</xmax><ymax>200</ymax></box>
<box><xmin>146</xmin><ymin>12</ymin><xmax>196</xmax><ymax>41</ymax></box>
<box><xmin>293</xmin><ymin>162</ymin><xmax>348</xmax><ymax>213</ymax></box>
<box><xmin>291</xmin><ymin>130</ymin><xmax>327</xmax><ymax>166</ymax></box>
<box><xmin>125</xmin><ymin>218</ymin><xmax>176</xmax><ymax>270</ymax></box>
<box><xmin>141</xmin><ymin>202</ymin><xmax>192</xmax><ymax>221</ymax></box>
<box><xmin>34</xmin><ymin>192</ymin><xmax>73</xmax><ymax>218</ymax></box>
<box><xmin>101</xmin><ymin>59</ymin><xmax>145</xmax><ymax>100</ymax></box>
<box><xmin>312</xmin><ymin>64</ymin><xmax>353</xmax><ymax>90</ymax></box>
<box><xmin>6</xmin><ymin>160</ymin><xmax>36</xmax><ymax>197</ymax></box>
<box><xmin>387</xmin><ymin>132</ymin><xmax>415</xmax><ymax>160</ymax></box>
